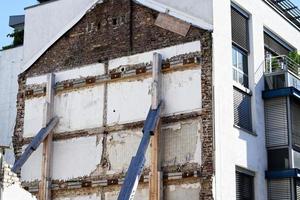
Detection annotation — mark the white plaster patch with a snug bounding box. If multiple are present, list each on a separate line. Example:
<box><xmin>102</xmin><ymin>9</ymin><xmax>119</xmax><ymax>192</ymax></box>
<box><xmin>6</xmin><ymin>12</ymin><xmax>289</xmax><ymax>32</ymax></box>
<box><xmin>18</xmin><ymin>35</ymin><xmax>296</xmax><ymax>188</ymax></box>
<box><xmin>165</xmin><ymin>183</ymin><xmax>201</xmax><ymax>200</ymax></box>
<box><xmin>26</xmin><ymin>63</ymin><xmax>105</xmax><ymax>85</ymax></box>
<box><xmin>3</xmin><ymin>184</ymin><xmax>37</xmax><ymax>200</ymax></box>
<box><xmin>107</xmin><ymin>129</ymin><xmax>150</xmax><ymax>174</ymax></box>
<box><xmin>21</xmin><ymin>145</ymin><xmax>42</xmax><ymax>182</ymax></box>
<box><xmin>23</xmin><ymin>96</ymin><xmax>46</xmax><ymax>137</ymax></box>
<box><xmin>107</xmin><ymin>69</ymin><xmax>201</xmax><ymax>125</ymax></box>
<box><xmin>54</xmin><ymin>194</ymin><xmax>100</xmax><ymax>200</ymax></box>
<box><xmin>161</xmin><ymin>121</ymin><xmax>201</xmax><ymax>166</ymax></box>
<box><xmin>108</xmin><ymin>41</ymin><xmax>201</xmax><ymax>70</ymax></box>
<box><xmin>52</xmin><ymin>136</ymin><xmax>102</xmax><ymax>180</ymax></box>
<box><xmin>54</xmin><ymin>86</ymin><xmax>104</xmax><ymax>133</ymax></box>
<box><xmin>21</xmin><ymin>136</ymin><xmax>102</xmax><ymax>182</ymax></box>
<box><xmin>105</xmin><ymin>187</ymin><xmax>149</xmax><ymax>200</ymax></box>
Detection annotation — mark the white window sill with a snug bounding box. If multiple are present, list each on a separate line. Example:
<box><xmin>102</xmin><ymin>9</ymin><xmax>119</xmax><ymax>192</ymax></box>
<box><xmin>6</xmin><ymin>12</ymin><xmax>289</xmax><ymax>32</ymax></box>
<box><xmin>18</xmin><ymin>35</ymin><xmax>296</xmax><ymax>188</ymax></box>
<box><xmin>233</xmin><ymin>82</ymin><xmax>252</xmax><ymax>95</ymax></box>
<box><xmin>233</xmin><ymin>124</ymin><xmax>257</xmax><ymax>136</ymax></box>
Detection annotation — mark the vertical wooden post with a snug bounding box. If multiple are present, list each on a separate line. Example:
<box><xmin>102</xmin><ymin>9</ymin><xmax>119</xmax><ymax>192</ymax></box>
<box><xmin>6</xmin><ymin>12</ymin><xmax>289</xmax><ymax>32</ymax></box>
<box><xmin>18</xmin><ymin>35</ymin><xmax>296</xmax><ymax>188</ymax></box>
<box><xmin>149</xmin><ymin>53</ymin><xmax>163</xmax><ymax>200</ymax></box>
<box><xmin>39</xmin><ymin>73</ymin><xmax>55</xmax><ymax>200</ymax></box>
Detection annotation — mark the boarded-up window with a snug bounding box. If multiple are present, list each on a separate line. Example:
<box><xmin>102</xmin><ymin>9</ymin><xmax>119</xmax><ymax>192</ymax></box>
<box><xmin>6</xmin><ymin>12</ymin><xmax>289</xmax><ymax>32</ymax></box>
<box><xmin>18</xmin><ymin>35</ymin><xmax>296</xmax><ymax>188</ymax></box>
<box><xmin>233</xmin><ymin>87</ymin><xmax>252</xmax><ymax>131</ymax></box>
<box><xmin>236</xmin><ymin>169</ymin><xmax>254</xmax><ymax>200</ymax></box>
<box><xmin>231</xmin><ymin>7</ymin><xmax>249</xmax><ymax>51</ymax></box>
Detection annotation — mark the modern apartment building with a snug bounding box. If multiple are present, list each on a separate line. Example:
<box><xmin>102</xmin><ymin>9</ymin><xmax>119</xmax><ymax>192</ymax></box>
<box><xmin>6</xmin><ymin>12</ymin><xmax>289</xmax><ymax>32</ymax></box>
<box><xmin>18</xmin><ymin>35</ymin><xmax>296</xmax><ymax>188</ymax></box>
<box><xmin>0</xmin><ymin>0</ymin><xmax>299</xmax><ymax>199</ymax></box>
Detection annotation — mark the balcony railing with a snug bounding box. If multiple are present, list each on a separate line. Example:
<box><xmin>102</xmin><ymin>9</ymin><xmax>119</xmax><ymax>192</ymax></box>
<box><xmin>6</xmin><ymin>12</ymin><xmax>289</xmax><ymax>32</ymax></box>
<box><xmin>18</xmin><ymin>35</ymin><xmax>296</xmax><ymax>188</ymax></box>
<box><xmin>265</xmin><ymin>55</ymin><xmax>300</xmax><ymax>91</ymax></box>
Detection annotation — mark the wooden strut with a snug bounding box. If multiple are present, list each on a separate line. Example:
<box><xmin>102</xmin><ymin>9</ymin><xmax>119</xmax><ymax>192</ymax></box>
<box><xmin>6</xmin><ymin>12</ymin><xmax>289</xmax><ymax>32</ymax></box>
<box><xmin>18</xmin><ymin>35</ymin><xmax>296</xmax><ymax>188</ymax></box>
<box><xmin>39</xmin><ymin>73</ymin><xmax>55</xmax><ymax>200</ymax></box>
<box><xmin>149</xmin><ymin>52</ymin><xmax>163</xmax><ymax>200</ymax></box>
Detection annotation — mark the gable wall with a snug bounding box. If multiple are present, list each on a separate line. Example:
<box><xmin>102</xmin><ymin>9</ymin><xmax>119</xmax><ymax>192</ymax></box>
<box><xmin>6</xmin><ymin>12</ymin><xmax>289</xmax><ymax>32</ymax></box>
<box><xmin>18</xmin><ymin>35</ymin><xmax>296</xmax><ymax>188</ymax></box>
<box><xmin>13</xmin><ymin>0</ymin><xmax>213</xmax><ymax>199</ymax></box>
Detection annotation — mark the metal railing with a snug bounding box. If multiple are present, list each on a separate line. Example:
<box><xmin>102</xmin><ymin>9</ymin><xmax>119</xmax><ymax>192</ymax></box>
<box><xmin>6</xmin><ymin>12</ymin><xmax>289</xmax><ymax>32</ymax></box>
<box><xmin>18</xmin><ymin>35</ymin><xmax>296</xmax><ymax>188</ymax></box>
<box><xmin>265</xmin><ymin>55</ymin><xmax>300</xmax><ymax>90</ymax></box>
<box><xmin>265</xmin><ymin>55</ymin><xmax>300</xmax><ymax>76</ymax></box>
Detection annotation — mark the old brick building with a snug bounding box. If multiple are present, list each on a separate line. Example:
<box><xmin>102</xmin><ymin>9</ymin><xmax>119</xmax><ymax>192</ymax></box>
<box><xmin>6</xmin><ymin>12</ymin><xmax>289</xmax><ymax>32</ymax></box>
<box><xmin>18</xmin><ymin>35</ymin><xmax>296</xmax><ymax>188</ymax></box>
<box><xmin>12</xmin><ymin>0</ymin><xmax>213</xmax><ymax>199</ymax></box>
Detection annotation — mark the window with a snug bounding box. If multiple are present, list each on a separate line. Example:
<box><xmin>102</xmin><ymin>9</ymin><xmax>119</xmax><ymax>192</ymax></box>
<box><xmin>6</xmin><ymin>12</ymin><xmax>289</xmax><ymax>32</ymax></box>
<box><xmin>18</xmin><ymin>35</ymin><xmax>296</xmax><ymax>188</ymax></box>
<box><xmin>236</xmin><ymin>168</ymin><xmax>254</xmax><ymax>200</ymax></box>
<box><xmin>231</xmin><ymin>5</ymin><xmax>249</xmax><ymax>52</ymax></box>
<box><xmin>264</xmin><ymin>29</ymin><xmax>295</xmax><ymax>56</ymax></box>
<box><xmin>231</xmin><ymin>5</ymin><xmax>252</xmax><ymax>132</ymax></box>
<box><xmin>232</xmin><ymin>46</ymin><xmax>248</xmax><ymax>88</ymax></box>
<box><xmin>267</xmin><ymin>148</ymin><xmax>289</xmax><ymax>170</ymax></box>
<box><xmin>233</xmin><ymin>88</ymin><xmax>252</xmax><ymax>131</ymax></box>
<box><xmin>291</xmin><ymin>98</ymin><xmax>300</xmax><ymax>148</ymax></box>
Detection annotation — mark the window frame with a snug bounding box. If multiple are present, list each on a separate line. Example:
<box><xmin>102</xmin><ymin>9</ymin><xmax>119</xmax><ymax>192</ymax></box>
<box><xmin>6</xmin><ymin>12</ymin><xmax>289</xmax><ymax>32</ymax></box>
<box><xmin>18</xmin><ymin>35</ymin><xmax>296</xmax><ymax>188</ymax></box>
<box><xmin>236</xmin><ymin>166</ymin><xmax>255</xmax><ymax>200</ymax></box>
<box><xmin>232</xmin><ymin>45</ymin><xmax>249</xmax><ymax>88</ymax></box>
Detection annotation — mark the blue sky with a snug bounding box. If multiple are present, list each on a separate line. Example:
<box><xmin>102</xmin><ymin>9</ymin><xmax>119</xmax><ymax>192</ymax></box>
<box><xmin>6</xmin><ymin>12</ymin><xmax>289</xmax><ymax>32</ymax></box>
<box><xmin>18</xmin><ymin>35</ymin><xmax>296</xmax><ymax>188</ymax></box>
<box><xmin>0</xmin><ymin>0</ymin><xmax>300</xmax><ymax>48</ymax></box>
<box><xmin>0</xmin><ymin>0</ymin><xmax>37</xmax><ymax>48</ymax></box>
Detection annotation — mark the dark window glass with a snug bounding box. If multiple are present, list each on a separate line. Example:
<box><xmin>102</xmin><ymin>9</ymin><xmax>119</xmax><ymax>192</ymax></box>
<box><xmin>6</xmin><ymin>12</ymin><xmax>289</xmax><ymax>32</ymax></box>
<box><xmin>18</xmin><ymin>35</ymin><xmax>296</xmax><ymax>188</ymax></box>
<box><xmin>236</xmin><ymin>170</ymin><xmax>254</xmax><ymax>200</ymax></box>
<box><xmin>267</xmin><ymin>148</ymin><xmax>289</xmax><ymax>170</ymax></box>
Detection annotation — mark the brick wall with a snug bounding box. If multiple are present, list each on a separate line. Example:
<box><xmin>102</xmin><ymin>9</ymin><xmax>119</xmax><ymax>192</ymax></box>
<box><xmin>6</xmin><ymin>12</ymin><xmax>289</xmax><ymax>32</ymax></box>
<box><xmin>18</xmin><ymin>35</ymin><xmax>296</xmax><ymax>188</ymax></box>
<box><xmin>14</xmin><ymin>0</ymin><xmax>214</xmax><ymax>199</ymax></box>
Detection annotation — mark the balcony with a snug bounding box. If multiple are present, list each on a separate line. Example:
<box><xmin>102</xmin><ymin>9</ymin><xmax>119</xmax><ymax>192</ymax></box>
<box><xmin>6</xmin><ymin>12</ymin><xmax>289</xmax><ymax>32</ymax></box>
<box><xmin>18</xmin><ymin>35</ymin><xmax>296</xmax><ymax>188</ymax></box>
<box><xmin>265</xmin><ymin>55</ymin><xmax>300</xmax><ymax>91</ymax></box>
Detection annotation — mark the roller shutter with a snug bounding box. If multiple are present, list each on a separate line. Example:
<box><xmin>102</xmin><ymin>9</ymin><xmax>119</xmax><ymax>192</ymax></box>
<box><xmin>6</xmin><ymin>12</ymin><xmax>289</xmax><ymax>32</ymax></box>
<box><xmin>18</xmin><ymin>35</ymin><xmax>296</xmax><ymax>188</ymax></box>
<box><xmin>291</xmin><ymin>98</ymin><xmax>300</xmax><ymax>148</ymax></box>
<box><xmin>264</xmin><ymin>32</ymin><xmax>291</xmax><ymax>56</ymax></box>
<box><xmin>231</xmin><ymin>8</ymin><xmax>249</xmax><ymax>51</ymax></box>
<box><xmin>233</xmin><ymin>87</ymin><xmax>252</xmax><ymax>131</ymax></box>
<box><xmin>236</xmin><ymin>171</ymin><xmax>254</xmax><ymax>200</ymax></box>
<box><xmin>268</xmin><ymin>179</ymin><xmax>291</xmax><ymax>200</ymax></box>
<box><xmin>265</xmin><ymin>97</ymin><xmax>288</xmax><ymax>147</ymax></box>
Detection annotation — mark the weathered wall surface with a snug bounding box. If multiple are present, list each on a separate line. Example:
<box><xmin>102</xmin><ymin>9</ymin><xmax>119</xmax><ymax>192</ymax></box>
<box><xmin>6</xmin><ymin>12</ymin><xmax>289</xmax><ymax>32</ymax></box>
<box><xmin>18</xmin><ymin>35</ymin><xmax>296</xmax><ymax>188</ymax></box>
<box><xmin>13</xmin><ymin>0</ymin><xmax>213</xmax><ymax>199</ymax></box>
<box><xmin>0</xmin><ymin>46</ymin><xmax>24</xmax><ymax>165</ymax></box>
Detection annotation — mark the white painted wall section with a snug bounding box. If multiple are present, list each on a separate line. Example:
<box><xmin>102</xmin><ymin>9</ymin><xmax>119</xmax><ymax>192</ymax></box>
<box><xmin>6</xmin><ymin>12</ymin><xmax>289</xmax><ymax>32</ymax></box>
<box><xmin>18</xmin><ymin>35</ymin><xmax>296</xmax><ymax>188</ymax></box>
<box><xmin>109</xmin><ymin>41</ymin><xmax>201</xmax><ymax>70</ymax></box>
<box><xmin>54</xmin><ymin>86</ymin><xmax>104</xmax><ymax>133</ymax></box>
<box><xmin>23</xmin><ymin>96</ymin><xmax>45</xmax><ymax>138</ymax></box>
<box><xmin>21</xmin><ymin>136</ymin><xmax>102</xmax><ymax>182</ymax></box>
<box><xmin>135</xmin><ymin>0</ymin><xmax>213</xmax><ymax>30</ymax></box>
<box><xmin>3</xmin><ymin>184</ymin><xmax>37</xmax><ymax>200</ymax></box>
<box><xmin>107</xmin><ymin>69</ymin><xmax>201</xmax><ymax>125</ymax></box>
<box><xmin>51</xmin><ymin>136</ymin><xmax>102</xmax><ymax>180</ymax></box>
<box><xmin>213</xmin><ymin>0</ymin><xmax>300</xmax><ymax>199</ymax></box>
<box><xmin>0</xmin><ymin>46</ymin><xmax>23</xmax><ymax>165</ymax></box>
<box><xmin>23</xmin><ymin>86</ymin><xmax>104</xmax><ymax>136</ymax></box>
<box><xmin>107</xmin><ymin>129</ymin><xmax>150</xmax><ymax>174</ymax></box>
<box><xmin>26</xmin><ymin>63</ymin><xmax>105</xmax><ymax>85</ymax></box>
<box><xmin>54</xmin><ymin>194</ymin><xmax>100</xmax><ymax>200</ymax></box>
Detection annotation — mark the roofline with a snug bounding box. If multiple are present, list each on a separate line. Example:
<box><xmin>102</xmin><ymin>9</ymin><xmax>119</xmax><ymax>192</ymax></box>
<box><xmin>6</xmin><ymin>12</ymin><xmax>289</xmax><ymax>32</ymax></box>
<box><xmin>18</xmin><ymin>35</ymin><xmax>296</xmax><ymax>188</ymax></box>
<box><xmin>134</xmin><ymin>0</ymin><xmax>213</xmax><ymax>31</ymax></box>
<box><xmin>24</xmin><ymin>0</ymin><xmax>60</xmax><ymax>10</ymax></box>
<box><xmin>22</xmin><ymin>0</ymin><xmax>213</xmax><ymax>74</ymax></box>
<box><xmin>263</xmin><ymin>0</ymin><xmax>300</xmax><ymax>32</ymax></box>
<box><xmin>22</xmin><ymin>0</ymin><xmax>102</xmax><ymax>73</ymax></box>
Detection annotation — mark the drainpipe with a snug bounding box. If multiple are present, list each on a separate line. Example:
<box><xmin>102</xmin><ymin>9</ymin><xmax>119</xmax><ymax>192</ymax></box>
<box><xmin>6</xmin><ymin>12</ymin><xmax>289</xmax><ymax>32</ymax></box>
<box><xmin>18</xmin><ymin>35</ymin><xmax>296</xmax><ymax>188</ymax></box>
<box><xmin>0</xmin><ymin>148</ymin><xmax>4</xmax><ymax>200</ymax></box>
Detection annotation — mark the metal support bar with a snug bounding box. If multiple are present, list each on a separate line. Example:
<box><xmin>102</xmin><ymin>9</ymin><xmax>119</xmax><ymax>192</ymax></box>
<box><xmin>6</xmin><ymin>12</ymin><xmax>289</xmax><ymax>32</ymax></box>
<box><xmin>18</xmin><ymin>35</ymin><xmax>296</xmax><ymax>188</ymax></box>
<box><xmin>117</xmin><ymin>104</ymin><xmax>162</xmax><ymax>200</ymax></box>
<box><xmin>12</xmin><ymin>117</ymin><xmax>59</xmax><ymax>173</ymax></box>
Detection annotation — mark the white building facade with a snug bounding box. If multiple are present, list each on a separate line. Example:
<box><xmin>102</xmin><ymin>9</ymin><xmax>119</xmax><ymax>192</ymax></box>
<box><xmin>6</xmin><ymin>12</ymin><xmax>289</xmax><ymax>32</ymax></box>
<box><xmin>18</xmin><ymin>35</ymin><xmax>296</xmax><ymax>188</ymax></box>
<box><xmin>0</xmin><ymin>0</ymin><xmax>299</xmax><ymax>199</ymax></box>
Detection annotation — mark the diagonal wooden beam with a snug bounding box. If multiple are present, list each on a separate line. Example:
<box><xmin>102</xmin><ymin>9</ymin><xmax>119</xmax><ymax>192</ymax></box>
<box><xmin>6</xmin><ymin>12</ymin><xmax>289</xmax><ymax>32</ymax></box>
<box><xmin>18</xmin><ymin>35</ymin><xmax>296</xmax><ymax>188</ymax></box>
<box><xmin>149</xmin><ymin>52</ymin><xmax>163</xmax><ymax>200</ymax></box>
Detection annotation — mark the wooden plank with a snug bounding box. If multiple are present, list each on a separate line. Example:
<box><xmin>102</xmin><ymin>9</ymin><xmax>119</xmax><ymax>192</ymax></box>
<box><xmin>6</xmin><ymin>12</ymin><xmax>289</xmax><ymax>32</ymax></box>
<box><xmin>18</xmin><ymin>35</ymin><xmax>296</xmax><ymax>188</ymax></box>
<box><xmin>155</xmin><ymin>13</ymin><xmax>191</xmax><ymax>36</ymax></box>
<box><xmin>149</xmin><ymin>53</ymin><xmax>163</xmax><ymax>200</ymax></box>
<box><xmin>39</xmin><ymin>73</ymin><xmax>55</xmax><ymax>200</ymax></box>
